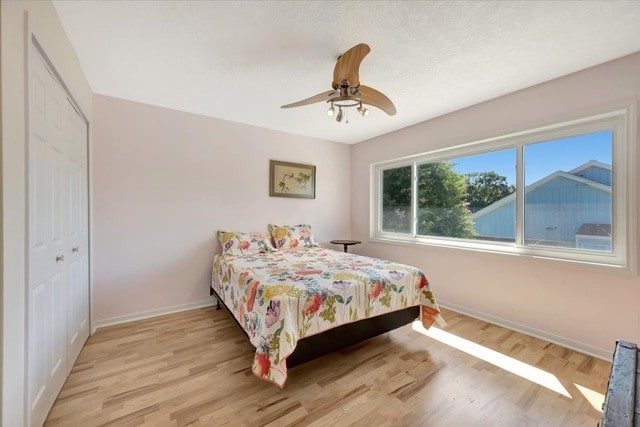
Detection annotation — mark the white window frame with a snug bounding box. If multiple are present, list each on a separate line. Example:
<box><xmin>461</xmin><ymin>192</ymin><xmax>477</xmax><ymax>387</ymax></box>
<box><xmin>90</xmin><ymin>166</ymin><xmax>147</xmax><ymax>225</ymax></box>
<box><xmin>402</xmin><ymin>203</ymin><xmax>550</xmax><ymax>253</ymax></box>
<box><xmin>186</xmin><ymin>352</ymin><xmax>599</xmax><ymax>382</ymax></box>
<box><xmin>370</xmin><ymin>104</ymin><xmax>637</xmax><ymax>271</ymax></box>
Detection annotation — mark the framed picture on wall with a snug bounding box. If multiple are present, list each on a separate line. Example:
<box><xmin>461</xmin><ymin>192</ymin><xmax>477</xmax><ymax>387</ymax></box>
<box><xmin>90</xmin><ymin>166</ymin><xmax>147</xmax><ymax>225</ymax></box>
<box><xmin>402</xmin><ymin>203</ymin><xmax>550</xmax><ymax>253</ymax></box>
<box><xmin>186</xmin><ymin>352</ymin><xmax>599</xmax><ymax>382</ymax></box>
<box><xmin>269</xmin><ymin>160</ymin><xmax>316</xmax><ymax>199</ymax></box>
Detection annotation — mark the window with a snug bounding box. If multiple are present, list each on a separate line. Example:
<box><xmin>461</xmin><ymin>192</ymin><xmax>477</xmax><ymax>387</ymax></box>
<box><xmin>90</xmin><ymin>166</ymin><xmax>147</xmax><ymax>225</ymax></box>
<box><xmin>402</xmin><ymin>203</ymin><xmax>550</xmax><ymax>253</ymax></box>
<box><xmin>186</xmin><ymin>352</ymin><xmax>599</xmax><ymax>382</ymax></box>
<box><xmin>416</xmin><ymin>149</ymin><xmax>516</xmax><ymax>241</ymax></box>
<box><xmin>523</xmin><ymin>131</ymin><xmax>612</xmax><ymax>252</ymax></box>
<box><xmin>381</xmin><ymin>166</ymin><xmax>412</xmax><ymax>234</ymax></box>
<box><xmin>372</xmin><ymin>106</ymin><xmax>635</xmax><ymax>269</ymax></box>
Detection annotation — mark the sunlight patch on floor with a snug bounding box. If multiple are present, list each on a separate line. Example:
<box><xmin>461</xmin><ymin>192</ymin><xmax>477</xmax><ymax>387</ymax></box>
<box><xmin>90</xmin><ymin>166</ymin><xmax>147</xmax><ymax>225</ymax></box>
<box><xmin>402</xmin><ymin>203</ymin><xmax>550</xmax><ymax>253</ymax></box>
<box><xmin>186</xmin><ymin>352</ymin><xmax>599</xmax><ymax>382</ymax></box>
<box><xmin>412</xmin><ymin>321</ymin><xmax>572</xmax><ymax>398</ymax></box>
<box><xmin>574</xmin><ymin>383</ymin><xmax>604</xmax><ymax>412</ymax></box>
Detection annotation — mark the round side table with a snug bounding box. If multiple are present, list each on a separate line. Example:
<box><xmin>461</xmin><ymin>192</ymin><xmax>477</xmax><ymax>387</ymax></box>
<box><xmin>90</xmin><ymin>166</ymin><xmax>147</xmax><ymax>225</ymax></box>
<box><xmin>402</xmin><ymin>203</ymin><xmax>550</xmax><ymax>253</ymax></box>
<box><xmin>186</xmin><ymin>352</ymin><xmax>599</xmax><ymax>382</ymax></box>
<box><xmin>330</xmin><ymin>240</ymin><xmax>362</xmax><ymax>253</ymax></box>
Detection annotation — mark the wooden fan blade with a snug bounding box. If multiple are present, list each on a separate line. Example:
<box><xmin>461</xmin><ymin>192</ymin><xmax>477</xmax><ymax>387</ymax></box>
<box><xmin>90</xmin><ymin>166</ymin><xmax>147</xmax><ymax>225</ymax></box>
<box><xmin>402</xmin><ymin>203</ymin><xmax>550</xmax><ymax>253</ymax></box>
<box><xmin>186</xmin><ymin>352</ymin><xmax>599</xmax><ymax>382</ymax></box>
<box><xmin>332</xmin><ymin>43</ymin><xmax>370</xmax><ymax>89</ymax></box>
<box><xmin>280</xmin><ymin>90</ymin><xmax>336</xmax><ymax>109</ymax></box>
<box><xmin>359</xmin><ymin>85</ymin><xmax>396</xmax><ymax>115</ymax></box>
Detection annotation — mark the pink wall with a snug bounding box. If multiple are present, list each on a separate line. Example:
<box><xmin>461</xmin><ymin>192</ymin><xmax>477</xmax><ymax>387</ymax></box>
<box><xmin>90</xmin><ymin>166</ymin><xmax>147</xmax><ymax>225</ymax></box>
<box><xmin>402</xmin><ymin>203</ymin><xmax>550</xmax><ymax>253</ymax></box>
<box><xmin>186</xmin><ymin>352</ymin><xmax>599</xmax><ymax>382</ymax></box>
<box><xmin>92</xmin><ymin>95</ymin><xmax>351</xmax><ymax>322</ymax></box>
<box><xmin>351</xmin><ymin>53</ymin><xmax>640</xmax><ymax>356</ymax></box>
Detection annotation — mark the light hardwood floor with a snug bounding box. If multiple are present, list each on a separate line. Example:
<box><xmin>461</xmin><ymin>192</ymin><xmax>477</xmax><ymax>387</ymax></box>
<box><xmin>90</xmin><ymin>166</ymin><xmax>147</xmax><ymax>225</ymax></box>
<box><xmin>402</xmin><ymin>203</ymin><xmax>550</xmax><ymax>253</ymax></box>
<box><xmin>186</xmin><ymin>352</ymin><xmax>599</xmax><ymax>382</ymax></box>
<box><xmin>45</xmin><ymin>306</ymin><xmax>611</xmax><ymax>426</ymax></box>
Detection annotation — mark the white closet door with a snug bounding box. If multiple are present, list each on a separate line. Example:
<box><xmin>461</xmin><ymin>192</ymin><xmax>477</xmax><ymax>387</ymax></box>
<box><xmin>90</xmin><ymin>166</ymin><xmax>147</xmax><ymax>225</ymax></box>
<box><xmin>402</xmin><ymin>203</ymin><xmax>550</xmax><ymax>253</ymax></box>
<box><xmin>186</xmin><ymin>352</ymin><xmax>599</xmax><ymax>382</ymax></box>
<box><xmin>28</xmin><ymin>48</ymin><xmax>70</xmax><ymax>427</ymax></box>
<box><xmin>66</xmin><ymin>100</ymin><xmax>90</xmax><ymax>368</ymax></box>
<box><xmin>28</xmin><ymin>46</ymin><xmax>90</xmax><ymax>427</ymax></box>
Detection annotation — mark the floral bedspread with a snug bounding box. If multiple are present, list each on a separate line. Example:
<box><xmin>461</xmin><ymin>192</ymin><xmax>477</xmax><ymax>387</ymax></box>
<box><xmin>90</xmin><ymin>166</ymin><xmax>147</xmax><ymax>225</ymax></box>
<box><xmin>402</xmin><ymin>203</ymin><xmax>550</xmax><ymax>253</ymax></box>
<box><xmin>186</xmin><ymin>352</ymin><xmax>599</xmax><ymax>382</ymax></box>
<box><xmin>211</xmin><ymin>247</ymin><xmax>444</xmax><ymax>387</ymax></box>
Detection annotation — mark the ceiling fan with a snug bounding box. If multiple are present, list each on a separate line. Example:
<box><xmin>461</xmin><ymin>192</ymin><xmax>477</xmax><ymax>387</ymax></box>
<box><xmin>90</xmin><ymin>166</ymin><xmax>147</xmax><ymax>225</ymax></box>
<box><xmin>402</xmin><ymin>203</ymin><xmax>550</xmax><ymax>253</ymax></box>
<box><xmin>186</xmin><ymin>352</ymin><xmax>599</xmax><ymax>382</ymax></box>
<box><xmin>281</xmin><ymin>43</ymin><xmax>396</xmax><ymax>122</ymax></box>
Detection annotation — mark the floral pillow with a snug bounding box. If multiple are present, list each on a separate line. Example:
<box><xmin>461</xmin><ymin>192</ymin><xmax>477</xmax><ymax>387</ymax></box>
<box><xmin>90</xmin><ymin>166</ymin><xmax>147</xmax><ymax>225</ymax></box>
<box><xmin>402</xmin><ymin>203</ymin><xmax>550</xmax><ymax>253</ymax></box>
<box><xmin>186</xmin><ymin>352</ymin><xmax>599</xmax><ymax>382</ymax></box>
<box><xmin>268</xmin><ymin>224</ymin><xmax>318</xmax><ymax>249</ymax></box>
<box><xmin>217</xmin><ymin>231</ymin><xmax>275</xmax><ymax>256</ymax></box>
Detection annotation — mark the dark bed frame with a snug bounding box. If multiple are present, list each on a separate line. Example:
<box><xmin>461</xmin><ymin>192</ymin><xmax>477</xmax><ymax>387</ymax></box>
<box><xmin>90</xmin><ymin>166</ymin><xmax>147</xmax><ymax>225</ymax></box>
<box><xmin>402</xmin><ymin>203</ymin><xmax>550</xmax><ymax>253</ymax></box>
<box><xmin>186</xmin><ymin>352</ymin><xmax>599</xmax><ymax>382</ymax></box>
<box><xmin>210</xmin><ymin>286</ymin><xmax>419</xmax><ymax>368</ymax></box>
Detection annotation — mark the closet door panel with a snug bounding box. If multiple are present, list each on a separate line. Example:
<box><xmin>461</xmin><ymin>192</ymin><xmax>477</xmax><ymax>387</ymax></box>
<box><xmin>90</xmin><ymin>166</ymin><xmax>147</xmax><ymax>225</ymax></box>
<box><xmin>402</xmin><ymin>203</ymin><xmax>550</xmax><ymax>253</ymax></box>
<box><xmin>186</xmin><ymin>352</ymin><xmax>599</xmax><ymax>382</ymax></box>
<box><xmin>50</xmin><ymin>269</ymin><xmax>67</xmax><ymax>380</ymax></box>
<box><xmin>29</xmin><ymin>278</ymin><xmax>50</xmax><ymax>414</ymax></box>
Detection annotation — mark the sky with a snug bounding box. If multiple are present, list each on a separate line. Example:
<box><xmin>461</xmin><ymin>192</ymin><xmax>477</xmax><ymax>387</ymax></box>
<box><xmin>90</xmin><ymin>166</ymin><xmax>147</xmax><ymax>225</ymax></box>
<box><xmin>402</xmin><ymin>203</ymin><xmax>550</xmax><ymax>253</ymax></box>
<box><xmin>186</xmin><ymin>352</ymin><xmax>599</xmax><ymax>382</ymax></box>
<box><xmin>451</xmin><ymin>130</ymin><xmax>612</xmax><ymax>185</ymax></box>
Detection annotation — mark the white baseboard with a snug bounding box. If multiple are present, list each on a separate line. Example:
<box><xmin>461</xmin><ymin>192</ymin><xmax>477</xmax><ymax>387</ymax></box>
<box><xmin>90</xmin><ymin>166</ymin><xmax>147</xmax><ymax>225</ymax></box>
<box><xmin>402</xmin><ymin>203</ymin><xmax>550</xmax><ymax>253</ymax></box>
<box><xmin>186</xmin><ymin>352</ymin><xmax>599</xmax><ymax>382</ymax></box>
<box><xmin>90</xmin><ymin>298</ymin><xmax>612</xmax><ymax>360</ymax></box>
<box><xmin>438</xmin><ymin>300</ymin><xmax>613</xmax><ymax>361</ymax></box>
<box><xmin>91</xmin><ymin>299</ymin><xmax>215</xmax><ymax>333</ymax></box>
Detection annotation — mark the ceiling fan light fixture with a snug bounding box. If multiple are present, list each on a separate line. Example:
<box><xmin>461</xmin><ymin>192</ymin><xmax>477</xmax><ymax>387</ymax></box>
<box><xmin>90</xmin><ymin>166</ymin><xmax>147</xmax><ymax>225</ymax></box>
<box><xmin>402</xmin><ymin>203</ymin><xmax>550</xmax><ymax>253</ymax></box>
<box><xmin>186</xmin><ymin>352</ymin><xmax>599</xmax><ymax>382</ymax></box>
<box><xmin>336</xmin><ymin>106</ymin><xmax>344</xmax><ymax>122</ymax></box>
<box><xmin>357</xmin><ymin>103</ymin><xmax>369</xmax><ymax>117</ymax></box>
<box><xmin>326</xmin><ymin>102</ymin><xmax>335</xmax><ymax>117</ymax></box>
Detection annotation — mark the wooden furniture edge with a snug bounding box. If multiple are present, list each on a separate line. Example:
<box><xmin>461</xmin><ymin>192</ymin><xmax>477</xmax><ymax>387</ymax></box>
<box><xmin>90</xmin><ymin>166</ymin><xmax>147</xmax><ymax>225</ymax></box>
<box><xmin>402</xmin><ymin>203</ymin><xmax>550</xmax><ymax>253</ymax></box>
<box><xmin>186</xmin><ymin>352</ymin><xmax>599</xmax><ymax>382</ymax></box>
<box><xmin>601</xmin><ymin>340</ymin><xmax>637</xmax><ymax>427</ymax></box>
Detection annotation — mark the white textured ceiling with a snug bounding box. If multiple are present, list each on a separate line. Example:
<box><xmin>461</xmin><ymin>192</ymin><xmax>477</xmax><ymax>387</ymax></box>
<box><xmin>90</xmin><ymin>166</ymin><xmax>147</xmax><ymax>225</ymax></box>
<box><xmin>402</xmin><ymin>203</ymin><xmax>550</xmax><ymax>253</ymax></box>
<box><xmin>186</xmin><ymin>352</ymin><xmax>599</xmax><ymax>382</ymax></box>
<box><xmin>53</xmin><ymin>1</ymin><xmax>640</xmax><ymax>144</ymax></box>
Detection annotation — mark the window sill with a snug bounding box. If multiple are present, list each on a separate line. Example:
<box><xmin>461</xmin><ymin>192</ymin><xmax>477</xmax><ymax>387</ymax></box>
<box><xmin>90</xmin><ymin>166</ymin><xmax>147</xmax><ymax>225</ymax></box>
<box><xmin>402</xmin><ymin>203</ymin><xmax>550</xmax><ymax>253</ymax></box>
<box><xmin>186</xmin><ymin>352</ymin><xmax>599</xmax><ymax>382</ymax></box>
<box><xmin>368</xmin><ymin>234</ymin><xmax>634</xmax><ymax>274</ymax></box>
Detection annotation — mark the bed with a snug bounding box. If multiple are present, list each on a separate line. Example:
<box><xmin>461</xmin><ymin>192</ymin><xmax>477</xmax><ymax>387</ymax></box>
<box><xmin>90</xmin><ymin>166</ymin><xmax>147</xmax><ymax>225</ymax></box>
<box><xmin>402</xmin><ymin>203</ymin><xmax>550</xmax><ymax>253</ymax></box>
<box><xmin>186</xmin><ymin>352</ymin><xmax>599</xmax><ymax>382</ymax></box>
<box><xmin>211</xmin><ymin>244</ymin><xmax>444</xmax><ymax>388</ymax></box>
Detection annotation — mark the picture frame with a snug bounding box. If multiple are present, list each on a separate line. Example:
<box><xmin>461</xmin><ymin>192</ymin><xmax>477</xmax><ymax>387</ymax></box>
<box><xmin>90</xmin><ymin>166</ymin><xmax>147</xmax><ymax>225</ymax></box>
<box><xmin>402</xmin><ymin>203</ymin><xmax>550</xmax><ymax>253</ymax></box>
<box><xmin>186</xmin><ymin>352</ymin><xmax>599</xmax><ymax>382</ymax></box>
<box><xmin>269</xmin><ymin>160</ymin><xmax>316</xmax><ymax>199</ymax></box>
